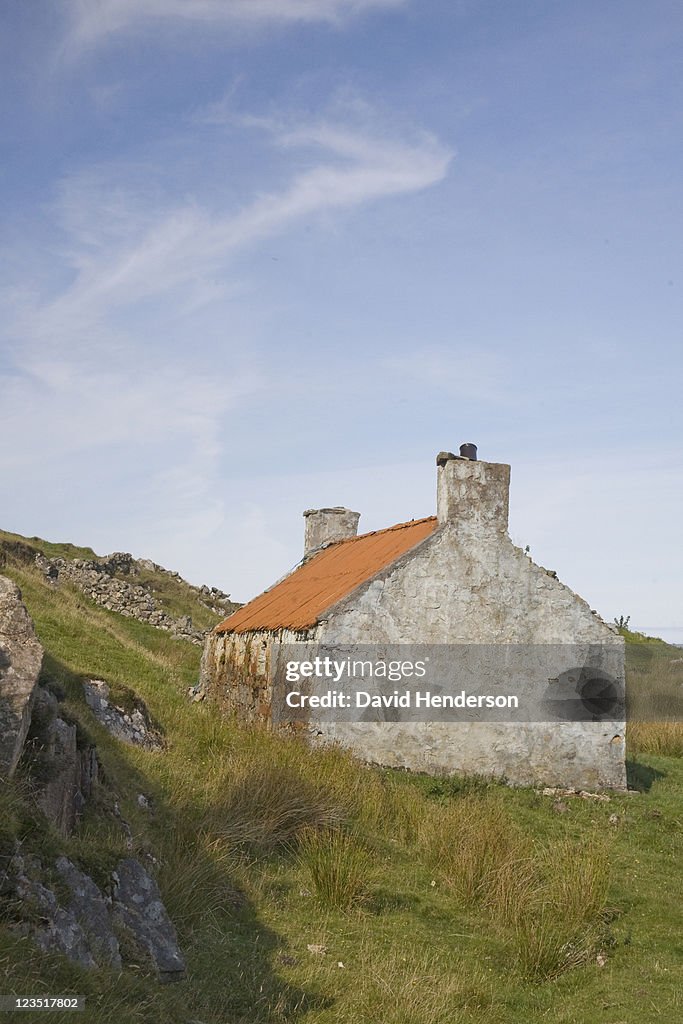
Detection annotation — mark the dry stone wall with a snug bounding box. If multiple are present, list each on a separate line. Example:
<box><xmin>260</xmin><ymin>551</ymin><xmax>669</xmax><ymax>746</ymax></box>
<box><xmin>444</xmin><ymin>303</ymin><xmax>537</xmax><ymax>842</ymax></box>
<box><xmin>34</xmin><ymin>551</ymin><xmax>234</xmax><ymax>645</ymax></box>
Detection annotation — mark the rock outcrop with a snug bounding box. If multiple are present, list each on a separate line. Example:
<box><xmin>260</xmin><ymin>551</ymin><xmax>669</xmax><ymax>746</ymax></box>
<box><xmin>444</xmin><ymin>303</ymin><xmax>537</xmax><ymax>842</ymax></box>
<box><xmin>31</xmin><ymin>687</ymin><xmax>100</xmax><ymax>837</ymax></box>
<box><xmin>0</xmin><ymin>576</ymin><xmax>43</xmax><ymax>779</ymax></box>
<box><xmin>112</xmin><ymin>858</ymin><xmax>186</xmax><ymax>981</ymax></box>
<box><xmin>83</xmin><ymin>680</ymin><xmax>163</xmax><ymax>751</ymax></box>
<box><xmin>4</xmin><ymin>847</ymin><xmax>184</xmax><ymax>980</ymax></box>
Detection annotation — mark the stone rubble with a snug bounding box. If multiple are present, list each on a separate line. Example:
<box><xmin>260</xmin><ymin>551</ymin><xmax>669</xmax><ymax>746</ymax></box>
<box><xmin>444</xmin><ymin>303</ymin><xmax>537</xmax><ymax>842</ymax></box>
<box><xmin>538</xmin><ymin>786</ymin><xmax>612</xmax><ymax>802</ymax></box>
<box><xmin>34</xmin><ymin>551</ymin><xmax>235</xmax><ymax>646</ymax></box>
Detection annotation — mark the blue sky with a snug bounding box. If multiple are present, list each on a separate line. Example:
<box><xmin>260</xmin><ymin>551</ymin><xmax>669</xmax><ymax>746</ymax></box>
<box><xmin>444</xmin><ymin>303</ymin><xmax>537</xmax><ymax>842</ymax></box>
<box><xmin>1</xmin><ymin>0</ymin><xmax>681</xmax><ymax>639</ymax></box>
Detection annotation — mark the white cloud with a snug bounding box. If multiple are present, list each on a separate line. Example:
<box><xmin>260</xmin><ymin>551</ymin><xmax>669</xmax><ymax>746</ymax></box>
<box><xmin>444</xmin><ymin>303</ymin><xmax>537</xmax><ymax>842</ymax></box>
<box><xmin>21</xmin><ymin>118</ymin><xmax>450</xmax><ymax>348</ymax></box>
<box><xmin>1</xmin><ymin>106</ymin><xmax>450</xmax><ymax>575</ymax></box>
<box><xmin>64</xmin><ymin>0</ymin><xmax>407</xmax><ymax>51</ymax></box>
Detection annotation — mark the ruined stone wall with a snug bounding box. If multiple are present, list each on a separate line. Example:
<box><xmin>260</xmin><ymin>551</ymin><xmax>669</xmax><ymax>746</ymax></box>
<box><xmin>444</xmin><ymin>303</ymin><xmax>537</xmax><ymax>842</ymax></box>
<box><xmin>34</xmin><ymin>552</ymin><xmax>234</xmax><ymax>646</ymax></box>
<box><xmin>200</xmin><ymin>627</ymin><xmax>316</xmax><ymax>724</ymax></box>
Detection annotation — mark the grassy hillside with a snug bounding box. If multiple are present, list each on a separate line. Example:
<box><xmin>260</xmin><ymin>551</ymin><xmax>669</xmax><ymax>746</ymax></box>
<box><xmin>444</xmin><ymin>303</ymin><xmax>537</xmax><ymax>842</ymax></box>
<box><xmin>0</xmin><ymin>542</ymin><xmax>682</xmax><ymax>1024</ymax></box>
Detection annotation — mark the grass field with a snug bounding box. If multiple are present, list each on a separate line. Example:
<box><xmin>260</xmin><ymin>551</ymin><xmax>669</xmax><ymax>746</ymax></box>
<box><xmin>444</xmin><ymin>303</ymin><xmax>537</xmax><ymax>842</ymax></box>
<box><xmin>0</xmin><ymin>542</ymin><xmax>681</xmax><ymax>1024</ymax></box>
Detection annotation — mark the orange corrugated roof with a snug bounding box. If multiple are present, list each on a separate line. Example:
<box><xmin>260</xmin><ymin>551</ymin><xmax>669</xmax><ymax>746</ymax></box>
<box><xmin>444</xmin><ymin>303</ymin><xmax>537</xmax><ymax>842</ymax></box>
<box><xmin>216</xmin><ymin>516</ymin><xmax>438</xmax><ymax>634</ymax></box>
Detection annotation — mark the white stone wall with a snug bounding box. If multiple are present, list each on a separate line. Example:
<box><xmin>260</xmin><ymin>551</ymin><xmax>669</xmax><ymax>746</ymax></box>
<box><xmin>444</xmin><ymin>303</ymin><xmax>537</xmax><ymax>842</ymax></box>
<box><xmin>310</xmin><ymin>524</ymin><xmax>626</xmax><ymax>788</ymax></box>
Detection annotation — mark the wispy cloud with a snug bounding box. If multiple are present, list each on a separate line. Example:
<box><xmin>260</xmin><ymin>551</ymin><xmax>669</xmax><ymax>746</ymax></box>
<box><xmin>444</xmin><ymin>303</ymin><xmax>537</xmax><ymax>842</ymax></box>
<box><xmin>64</xmin><ymin>0</ymin><xmax>407</xmax><ymax>52</ymax></box>
<box><xmin>21</xmin><ymin>116</ymin><xmax>451</xmax><ymax>349</ymax></box>
<box><xmin>1</xmin><ymin>105</ymin><xmax>450</xmax><ymax>568</ymax></box>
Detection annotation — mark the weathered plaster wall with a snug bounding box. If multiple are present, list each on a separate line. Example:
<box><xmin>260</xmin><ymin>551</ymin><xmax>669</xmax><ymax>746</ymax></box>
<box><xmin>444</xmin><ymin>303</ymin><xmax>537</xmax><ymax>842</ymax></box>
<box><xmin>318</xmin><ymin>524</ymin><xmax>616</xmax><ymax>645</ymax></box>
<box><xmin>308</xmin><ymin>721</ymin><xmax>625</xmax><ymax>790</ymax></box>
<box><xmin>311</xmin><ymin>524</ymin><xmax>625</xmax><ymax>789</ymax></box>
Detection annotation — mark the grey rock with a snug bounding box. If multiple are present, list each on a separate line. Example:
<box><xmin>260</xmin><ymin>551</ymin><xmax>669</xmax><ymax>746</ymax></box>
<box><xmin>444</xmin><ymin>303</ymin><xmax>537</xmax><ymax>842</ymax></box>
<box><xmin>83</xmin><ymin>680</ymin><xmax>162</xmax><ymax>751</ymax></box>
<box><xmin>6</xmin><ymin>849</ymin><xmax>182</xmax><ymax>979</ymax></box>
<box><xmin>15</xmin><ymin>873</ymin><xmax>96</xmax><ymax>970</ymax></box>
<box><xmin>36</xmin><ymin>711</ymin><xmax>99</xmax><ymax>836</ymax></box>
<box><xmin>54</xmin><ymin>857</ymin><xmax>121</xmax><ymax>969</ymax></box>
<box><xmin>0</xmin><ymin>576</ymin><xmax>44</xmax><ymax>779</ymax></box>
<box><xmin>112</xmin><ymin>858</ymin><xmax>186</xmax><ymax>981</ymax></box>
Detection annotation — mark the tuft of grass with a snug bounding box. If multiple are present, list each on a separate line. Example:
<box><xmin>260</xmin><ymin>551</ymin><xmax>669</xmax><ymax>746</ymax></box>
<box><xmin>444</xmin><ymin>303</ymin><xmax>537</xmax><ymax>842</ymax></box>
<box><xmin>505</xmin><ymin>837</ymin><xmax>612</xmax><ymax>981</ymax></box>
<box><xmin>419</xmin><ymin>795</ymin><xmax>525</xmax><ymax>906</ymax></box>
<box><xmin>298</xmin><ymin>828</ymin><xmax>373</xmax><ymax>911</ymax></box>
<box><xmin>156</xmin><ymin>832</ymin><xmax>243</xmax><ymax>934</ymax></box>
<box><xmin>540</xmin><ymin>837</ymin><xmax>611</xmax><ymax>927</ymax></box>
<box><xmin>512</xmin><ymin>910</ymin><xmax>603</xmax><ymax>982</ymax></box>
<box><xmin>216</xmin><ymin>764</ymin><xmax>344</xmax><ymax>852</ymax></box>
<box><xmin>333</xmin><ymin>944</ymin><xmax>495</xmax><ymax>1024</ymax></box>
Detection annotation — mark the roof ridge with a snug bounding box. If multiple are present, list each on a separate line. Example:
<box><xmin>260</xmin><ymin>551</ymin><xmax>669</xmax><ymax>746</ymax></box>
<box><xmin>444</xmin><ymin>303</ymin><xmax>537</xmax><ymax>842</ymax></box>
<box><xmin>332</xmin><ymin>515</ymin><xmax>436</xmax><ymax>547</ymax></box>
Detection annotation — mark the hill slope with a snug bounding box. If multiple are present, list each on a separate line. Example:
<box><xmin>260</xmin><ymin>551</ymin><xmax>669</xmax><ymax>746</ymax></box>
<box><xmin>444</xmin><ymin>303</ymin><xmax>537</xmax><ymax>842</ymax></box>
<box><xmin>0</xmin><ymin>533</ymin><xmax>682</xmax><ymax>1024</ymax></box>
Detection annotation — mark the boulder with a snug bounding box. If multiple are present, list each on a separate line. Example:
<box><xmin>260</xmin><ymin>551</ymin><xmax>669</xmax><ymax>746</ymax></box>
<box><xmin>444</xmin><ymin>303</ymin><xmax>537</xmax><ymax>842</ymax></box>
<box><xmin>12</xmin><ymin>862</ymin><xmax>97</xmax><ymax>970</ymax></box>
<box><xmin>55</xmin><ymin>857</ymin><xmax>122</xmax><ymax>969</ymax></box>
<box><xmin>0</xmin><ymin>576</ymin><xmax>43</xmax><ymax>779</ymax></box>
<box><xmin>112</xmin><ymin>858</ymin><xmax>186</xmax><ymax>981</ymax></box>
<box><xmin>6</xmin><ymin>850</ymin><xmax>182</xmax><ymax>979</ymax></box>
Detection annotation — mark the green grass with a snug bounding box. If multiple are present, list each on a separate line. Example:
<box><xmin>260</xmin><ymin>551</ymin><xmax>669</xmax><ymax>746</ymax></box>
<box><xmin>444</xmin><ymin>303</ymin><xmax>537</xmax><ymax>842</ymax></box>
<box><xmin>298</xmin><ymin>829</ymin><xmax>373</xmax><ymax>912</ymax></box>
<box><xmin>0</xmin><ymin>527</ymin><xmax>100</xmax><ymax>563</ymax></box>
<box><xmin>0</xmin><ymin>546</ymin><xmax>682</xmax><ymax>1023</ymax></box>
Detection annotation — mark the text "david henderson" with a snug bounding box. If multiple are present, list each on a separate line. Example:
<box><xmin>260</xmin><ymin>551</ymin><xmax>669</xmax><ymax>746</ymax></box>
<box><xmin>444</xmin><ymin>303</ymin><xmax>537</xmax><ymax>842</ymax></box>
<box><xmin>285</xmin><ymin>691</ymin><xmax>519</xmax><ymax>709</ymax></box>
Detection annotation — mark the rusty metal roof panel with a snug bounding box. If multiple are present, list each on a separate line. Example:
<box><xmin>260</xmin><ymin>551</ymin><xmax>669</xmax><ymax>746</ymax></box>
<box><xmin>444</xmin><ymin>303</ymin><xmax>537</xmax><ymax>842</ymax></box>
<box><xmin>216</xmin><ymin>516</ymin><xmax>437</xmax><ymax>634</ymax></box>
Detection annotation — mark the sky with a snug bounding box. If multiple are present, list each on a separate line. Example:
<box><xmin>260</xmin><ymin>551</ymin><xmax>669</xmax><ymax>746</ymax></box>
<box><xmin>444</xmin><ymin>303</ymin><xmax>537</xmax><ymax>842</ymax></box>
<box><xmin>1</xmin><ymin>0</ymin><xmax>681</xmax><ymax>640</ymax></box>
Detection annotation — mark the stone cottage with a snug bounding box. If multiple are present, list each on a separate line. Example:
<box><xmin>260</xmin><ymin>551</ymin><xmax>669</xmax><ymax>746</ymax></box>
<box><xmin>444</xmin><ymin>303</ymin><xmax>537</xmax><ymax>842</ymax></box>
<box><xmin>201</xmin><ymin>448</ymin><xmax>626</xmax><ymax>789</ymax></box>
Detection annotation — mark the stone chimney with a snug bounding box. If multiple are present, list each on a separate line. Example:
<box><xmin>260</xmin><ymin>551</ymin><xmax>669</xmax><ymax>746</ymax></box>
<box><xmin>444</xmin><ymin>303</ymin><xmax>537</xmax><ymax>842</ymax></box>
<box><xmin>303</xmin><ymin>507</ymin><xmax>360</xmax><ymax>557</ymax></box>
<box><xmin>436</xmin><ymin>448</ymin><xmax>510</xmax><ymax>534</ymax></box>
